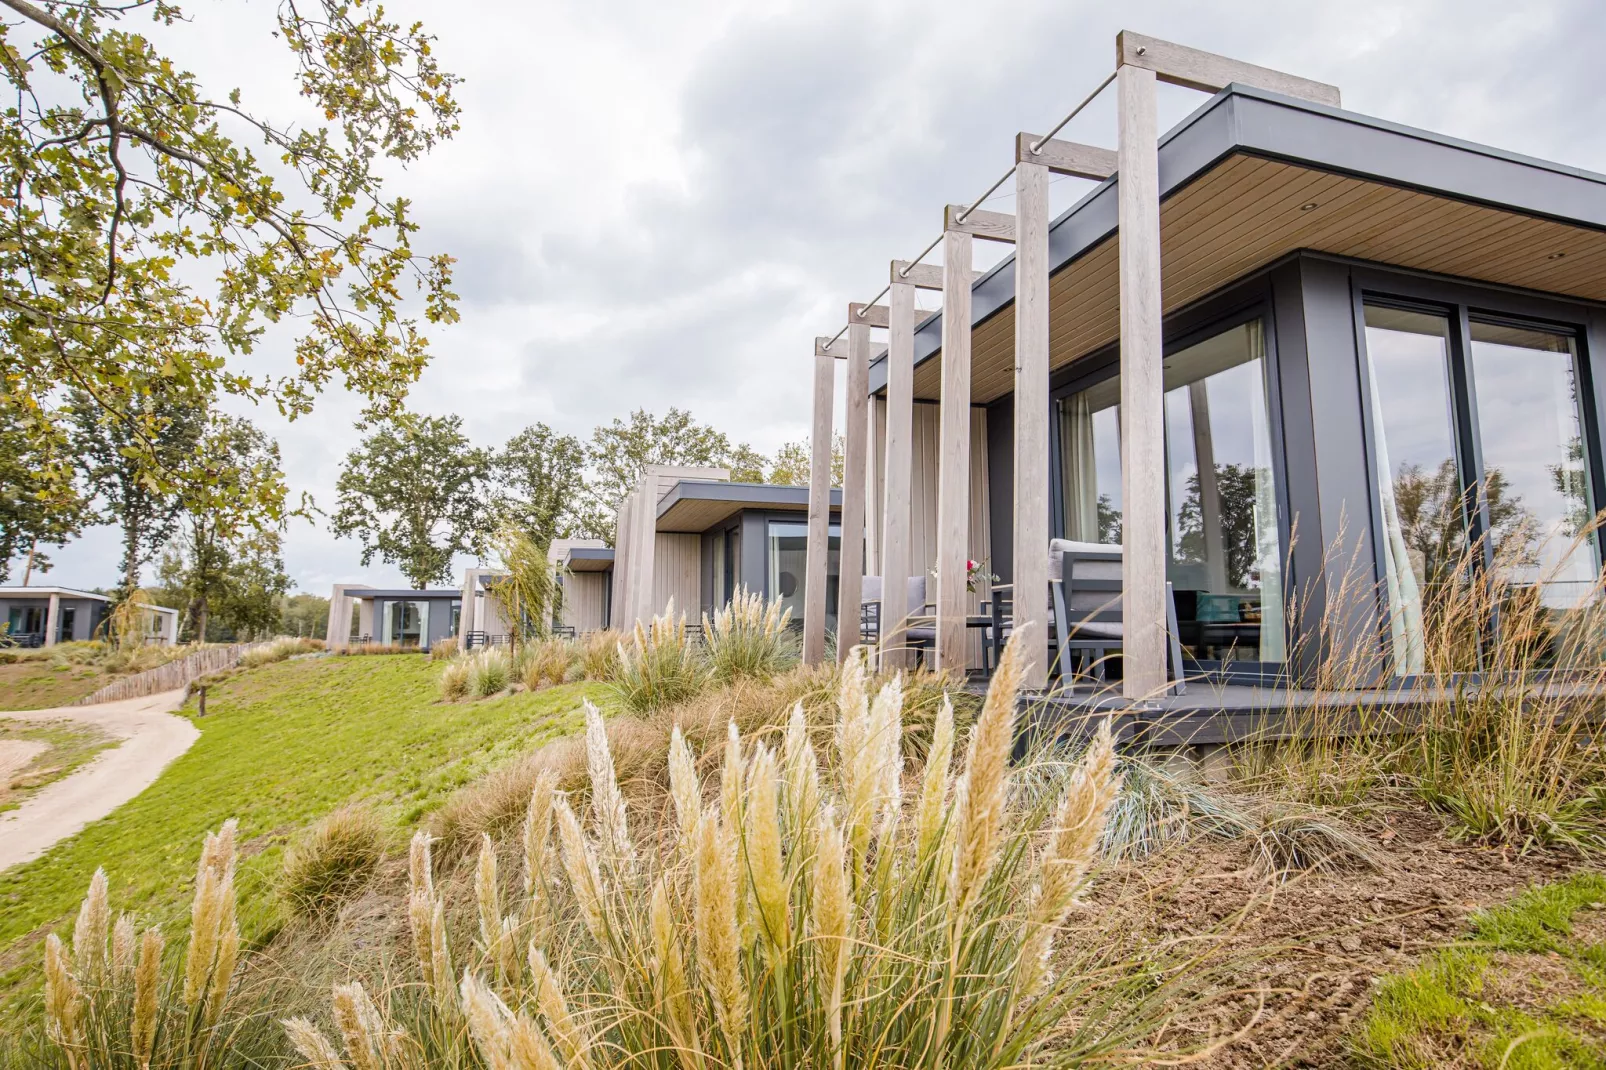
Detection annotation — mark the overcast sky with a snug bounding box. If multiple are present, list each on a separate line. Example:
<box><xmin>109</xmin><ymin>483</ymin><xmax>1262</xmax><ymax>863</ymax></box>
<box><xmin>38</xmin><ymin>0</ymin><xmax>1606</xmax><ymax>596</ymax></box>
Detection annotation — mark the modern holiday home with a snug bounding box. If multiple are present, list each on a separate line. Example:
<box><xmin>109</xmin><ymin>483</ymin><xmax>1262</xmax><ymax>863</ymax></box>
<box><xmin>589</xmin><ymin>30</ymin><xmax>1606</xmax><ymax>703</ymax></box>
<box><xmin>0</xmin><ymin>586</ymin><xmax>178</xmax><ymax>648</ymax></box>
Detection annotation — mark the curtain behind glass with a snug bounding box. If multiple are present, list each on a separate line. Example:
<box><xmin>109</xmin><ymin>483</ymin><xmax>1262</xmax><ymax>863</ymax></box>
<box><xmin>1059</xmin><ymin>394</ymin><xmax>1100</xmax><ymax>541</ymax></box>
<box><xmin>1246</xmin><ymin>319</ymin><xmax>1286</xmax><ymax>663</ymax></box>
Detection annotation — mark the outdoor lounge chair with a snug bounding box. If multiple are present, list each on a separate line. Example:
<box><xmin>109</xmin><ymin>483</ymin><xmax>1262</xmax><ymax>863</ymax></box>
<box><xmin>1052</xmin><ymin>545</ymin><xmax>1187</xmax><ymax>696</ymax></box>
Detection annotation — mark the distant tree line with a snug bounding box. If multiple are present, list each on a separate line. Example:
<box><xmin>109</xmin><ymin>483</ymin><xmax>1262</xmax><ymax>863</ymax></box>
<box><xmin>333</xmin><ymin>407</ymin><xmax>844</xmax><ymax>588</ymax></box>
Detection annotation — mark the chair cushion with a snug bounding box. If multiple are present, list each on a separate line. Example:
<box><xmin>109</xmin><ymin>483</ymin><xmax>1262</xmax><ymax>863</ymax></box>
<box><xmin>904</xmin><ymin>627</ymin><xmax>937</xmax><ymax>641</ymax></box>
<box><xmin>1066</xmin><ymin>620</ymin><xmax>1123</xmax><ymax>640</ymax></box>
<box><xmin>1048</xmin><ymin>539</ymin><xmax>1121</xmax><ymax>581</ymax></box>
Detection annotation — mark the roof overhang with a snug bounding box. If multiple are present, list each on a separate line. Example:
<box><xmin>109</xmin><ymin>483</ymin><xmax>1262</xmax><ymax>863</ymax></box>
<box><xmin>870</xmin><ymin>84</ymin><xmax>1606</xmax><ymax>404</ymax></box>
<box><xmin>562</xmin><ymin>547</ymin><xmax>615</xmax><ymax>572</ymax></box>
<box><xmin>656</xmin><ymin>481</ymin><xmax>843</xmax><ymax>533</ymax></box>
<box><xmin>354</xmin><ymin>589</ymin><xmax>462</xmax><ymax>600</ymax></box>
<box><xmin>0</xmin><ymin>586</ymin><xmax>109</xmax><ymax>602</ymax></box>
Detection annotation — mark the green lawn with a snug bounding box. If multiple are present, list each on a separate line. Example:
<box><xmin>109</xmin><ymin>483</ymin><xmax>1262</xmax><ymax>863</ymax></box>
<box><xmin>0</xmin><ymin>654</ymin><xmax>597</xmax><ymax>1009</ymax></box>
<box><xmin>1354</xmin><ymin>871</ymin><xmax>1606</xmax><ymax>1069</ymax></box>
<box><xmin>0</xmin><ymin>718</ymin><xmax>115</xmax><ymax>814</ymax></box>
<box><xmin>0</xmin><ymin>660</ymin><xmax>110</xmax><ymax>710</ymax></box>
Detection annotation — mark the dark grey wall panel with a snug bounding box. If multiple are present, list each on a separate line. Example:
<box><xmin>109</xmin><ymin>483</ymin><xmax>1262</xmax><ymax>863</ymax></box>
<box><xmin>985</xmin><ymin>395</ymin><xmax>1015</xmax><ymax>584</ymax></box>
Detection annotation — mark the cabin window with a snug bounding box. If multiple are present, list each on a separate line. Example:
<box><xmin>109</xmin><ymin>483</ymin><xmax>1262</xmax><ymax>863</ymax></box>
<box><xmin>1362</xmin><ymin>301</ymin><xmax>1599</xmax><ymax>671</ymax></box>
<box><xmin>1057</xmin><ymin>317</ymin><xmax>1285</xmax><ymax>665</ymax></box>
<box><xmin>767</xmin><ymin>520</ymin><xmax>840</xmax><ymax>638</ymax></box>
<box><xmin>383</xmin><ymin>600</ymin><xmax>428</xmax><ymax>647</ymax></box>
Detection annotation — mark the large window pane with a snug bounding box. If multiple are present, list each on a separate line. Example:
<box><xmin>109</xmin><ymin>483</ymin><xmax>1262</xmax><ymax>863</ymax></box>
<box><xmin>767</xmin><ymin>521</ymin><xmax>840</xmax><ymax>638</ymax></box>
<box><xmin>1470</xmin><ymin>322</ymin><xmax>1598</xmax><ymax>617</ymax></box>
<box><xmin>1161</xmin><ymin>321</ymin><xmax>1284</xmax><ymax>664</ymax></box>
<box><xmin>1058</xmin><ymin>319</ymin><xmax>1285</xmax><ymax>664</ymax></box>
<box><xmin>1362</xmin><ymin>305</ymin><xmax>1464</xmax><ymax>674</ymax></box>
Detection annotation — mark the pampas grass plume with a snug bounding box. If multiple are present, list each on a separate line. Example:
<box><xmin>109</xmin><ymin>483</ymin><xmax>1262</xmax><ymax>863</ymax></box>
<box><xmin>111</xmin><ymin>914</ymin><xmax>136</xmax><ymax>981</ymax></box>
<box><xmin>693</xmin><ymin>813</ymin><xmax>746</xmax><ymax>1061</ymax></box>
<box><xmin>949</xmin><ymin>629</ymin><xmax>1024</xmax><ymax>918</ymax></box>
<box><xmin>72</xmin><ymin>867</ymin><xmax>109</xmax><ymax>980</ymax></box>
<box><xmin>916</xmin><ymin>695</ymin><xmax>955</xmax><ymax>864</ymax></box>
<box><xmin>744</xmin><ymin>744</ymin><xmax>789</xmax><ymax>955</ymax></box>
<box><xmin>133</xmin><ymin>927</ymin><xmax>163</xmax><ymax>1070</ymax></box>
<box><xmin>584</xmin><ymin>699</ymin><xmax>635</xmax><ymax>871</ymax></box>
<box><xmin>528</xmin><ymin>945</ymin><xmax>588</xmax><ymax>1070</ymax></box>
<box><xmin>668</xmin><ymin>724</ymin><xmax>702</xmax><ymax>859</ymax></box>
<box><xmin>283</xmin><ymin>1017</ymin><xmax>348</xmax><ymax>1070</ymax></box>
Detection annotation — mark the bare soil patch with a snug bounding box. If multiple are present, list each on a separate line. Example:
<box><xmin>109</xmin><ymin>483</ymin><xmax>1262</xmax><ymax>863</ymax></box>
<box><xmin>1080</xmin><ymin>806</ymin><xmax>1589</xmax><ymax>1068</ymax></box>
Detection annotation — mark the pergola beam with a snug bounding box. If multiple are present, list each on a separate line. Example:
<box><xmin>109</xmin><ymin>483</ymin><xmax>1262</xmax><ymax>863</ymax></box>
<box><xmin>1015</xmin><ymin>133</ymin><xmax>1116</xmax><ymax>179</ymax></box>
<box><xmin>848</xmin><ymin>302</ymin><xmax>894</xmax><ymax>328</ymax></box>
<box><xmin>1117</xmin><ymin>30</ymin><xmax>1340</xmax><ymax>107</ymax></box>
<box><xmin>892</xmin><ymin>260</ymin><xmax>978</xmax><ymax>291</ymax></box>
<box><xmin>943</xmin><ymin>205</ymin><xmax>1015</xmax><ymax>243</ymax></box>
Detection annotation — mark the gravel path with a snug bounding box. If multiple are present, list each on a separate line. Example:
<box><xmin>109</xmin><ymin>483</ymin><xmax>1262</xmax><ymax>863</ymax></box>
<box><xmin>0</xmin><ymin>690</ymin><xmax>196</xmax><ymax>872</ymax></box>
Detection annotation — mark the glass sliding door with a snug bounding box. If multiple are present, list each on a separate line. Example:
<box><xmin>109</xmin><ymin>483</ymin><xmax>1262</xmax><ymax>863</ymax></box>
<box><xmin>1057</xmin><ymin>317</ymin><xmax>1286</xmax><ymax>665</ymax></box>
<box><xmin>1361</xmin><ymin>305</ymin><xmax>1465</xmax><ymax>674</ymax></box>
<box><xmin>1362</xmin><ymin>301</ymin><xmax>1601</xmax><ymax>672</ymax></box>
<box><xmin>1469</xmin><ymin>322</ymin><xmax>1599</xmax><ymax>652</ymax></box>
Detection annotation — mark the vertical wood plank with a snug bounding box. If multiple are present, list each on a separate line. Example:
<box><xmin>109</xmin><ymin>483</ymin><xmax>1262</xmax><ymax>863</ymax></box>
<box><xmin>839</xmin><ymin>320</ymin><xmax>870</xmax><ymax>663</ymax></box>
<box><xmin>881</xmin><ymin>278</ymin><xmax>917</xmax><ymax>670</ymax></box>
<box><xmin>937</xmin><ymin>229</ymin><xmax>974</xmax><ymax>671</ymax></box>
<box><xmin>1013</xmin><ymin>158</ymin><xmax>1051</xmax><ymax>690</ymax></box>
<box><xmin>803</xmin><ymin>345</ymin><xmax>836</xmax><ymax>665</ymax></box>
<box><xmin>1117</xmin><ymin>62</ymin><xmax>1168</xmax><ymax>699</ymax></box>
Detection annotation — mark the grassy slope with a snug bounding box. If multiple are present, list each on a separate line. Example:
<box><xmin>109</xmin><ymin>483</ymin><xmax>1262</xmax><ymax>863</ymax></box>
<box><xmin>1355</xmin><ymin>871</ymin><xmax>1606</xmax><ymax>1069</ymax></box>
<box><xmin>0</xmin><ymin>654</ymin><xmax>598</xmax><ymax>1008</ymax></box>
<box><xmin>0</xmin><ymin>661</ymin><xmax>109</xmax><ymax>710</ymax></box>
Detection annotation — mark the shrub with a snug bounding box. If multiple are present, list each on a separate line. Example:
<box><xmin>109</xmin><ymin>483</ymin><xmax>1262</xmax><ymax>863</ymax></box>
<box><xmin>298</xmin><ymin>634</ymin><xmax>1203</xmax><ymax>1069</ymax></box>
<box><xmin>468</xmin><ymin>648</ymin><xmax>511</xmax><ymax>698</ymax></box>
<box><xmin>608</xmin><ymin>601</ymin><xmax>706</xmax><ymax>712</ymax></box>
<box><xmin>439</xmin><ymin>656</ymin><xmax>472</xmax><ymax>702</ymax></box>
<box><xmin>518</xmin><ymin>637</ymin><xmax>575</xmax><ymax>690</ymax></box>
<box><xmin>238</xmin><ymin>636</ymin><xmax>323</xmax><ymax>670</ymax></box>
<box><xmin>578</xmin><ymin>629</ymin><xmax>622</xmax><ymax>680</ymax></box>
<box><xmin>702</xmin><ymin>587</ymin><xmax>798</xmax><ymax>684</ymax></box>
<box><xmin>281</xmin><ymin>805</ymin><xmax>387</xmax><ymax>918</ymax></box>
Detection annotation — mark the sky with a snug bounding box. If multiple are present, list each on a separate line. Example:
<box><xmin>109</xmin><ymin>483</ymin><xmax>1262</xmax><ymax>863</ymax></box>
<box><xmin>37</xmin><ymin>0</ymin><xmax>1606</xmax><ymax>596</ymax></box>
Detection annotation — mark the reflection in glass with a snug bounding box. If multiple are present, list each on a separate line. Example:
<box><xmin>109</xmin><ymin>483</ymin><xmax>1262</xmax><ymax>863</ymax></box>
<box><xmin>1470</xmin><ymin>322</ymin><xmax>1598</xmax><ymax>616</ymax></box>
<box><xmin>1362</xmin><ymin>305</ymin><xmax>1464</xmax><ymax>674</ymax></box>
<box><xmin>1058</xmin><ymin>319</ymin><xmax>1285</xmax><ymax>663</ymax></box>
<box><xmin>384</xmin><ymin>599</ymin><xmax>428</xmax><ymax>647</ymax></box>
<box><xmin>767</xmin><ymin>521</ymin><xmax>840</xmax><ymax>638</ymax></box>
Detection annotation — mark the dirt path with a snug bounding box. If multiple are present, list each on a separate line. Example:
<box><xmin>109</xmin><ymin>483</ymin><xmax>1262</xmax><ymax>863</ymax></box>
<box><xmin>0</xmin><ymin>690</ymin><xmax>197</xmax><ymax>872</ymax></box>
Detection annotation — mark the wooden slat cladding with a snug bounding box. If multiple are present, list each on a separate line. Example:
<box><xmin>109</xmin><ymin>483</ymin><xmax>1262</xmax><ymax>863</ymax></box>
<box><xmin>910</xmin><ymin>154</ymin><xmax>1606</xmax><ymax>403</ymax></box>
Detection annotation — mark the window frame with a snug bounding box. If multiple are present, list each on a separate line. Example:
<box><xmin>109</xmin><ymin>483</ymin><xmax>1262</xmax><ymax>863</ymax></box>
<box><xmin>1351</xmin><ymin>271</ymin><xmax>1604</xmax><ymax>676</ymax></box>
<box><xmin>1047</xmin><ymin>293</ymin><xmax>1293</xmax><ymax>682</ymax></box>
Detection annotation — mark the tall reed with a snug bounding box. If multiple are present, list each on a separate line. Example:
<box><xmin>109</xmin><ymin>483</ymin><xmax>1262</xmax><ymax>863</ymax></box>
<box><xmin>298</xmin><ymin>631</ymin><xmax>1206</xmax><ymax>1069</ymax></box>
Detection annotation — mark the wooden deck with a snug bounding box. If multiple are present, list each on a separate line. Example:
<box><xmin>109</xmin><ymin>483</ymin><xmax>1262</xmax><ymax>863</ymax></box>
<box><xmin>992</xmin><ymin>677</ymin><xmax>1606</xmax><ymax>750</ymax></box>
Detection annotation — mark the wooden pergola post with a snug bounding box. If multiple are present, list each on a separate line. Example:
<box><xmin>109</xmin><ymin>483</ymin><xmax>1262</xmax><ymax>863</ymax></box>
<box><xmin>881</xmin><ymin>266</ymin><xmax>918</xmax><ymax>669</ymax></box>
<box><xmin>935</xmin><ymin>226</ymin><xmax>974</xmax><ymax>671</ymax></box>
<box><xmin>1012</xmin><ymin>152</ymin><xmax>1051</xmax><ymax>690</ymax></box>
<box><xmin>939</xmin><ymin>205</ymin><xmax>1014</xmax><ymax>672</ymax></box>
<box><xmin>1012</xmin><ymin>133</ymin><xmax>1118</xmax><ymax>690</ymax></box>
<box><xmin>839</xmin><ymin>309</ymin><xmax>872</xmax><ymax>663</ymax></box>
<box><xmin>804</xmin><ymin>335</ymin><xmax>845</xmax><ymax>665</ymax></box>
<box><xmin>1115</xmin><ymin>58</ymin><xmax>1167</xmax><ymax>700</ymax></box>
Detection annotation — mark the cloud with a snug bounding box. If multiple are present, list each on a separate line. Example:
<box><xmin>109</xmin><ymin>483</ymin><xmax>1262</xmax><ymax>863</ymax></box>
<box><xmin>39</xmin><ymin>0</ymin><xmax>1606</xmax><ymax>594</ymax></box>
